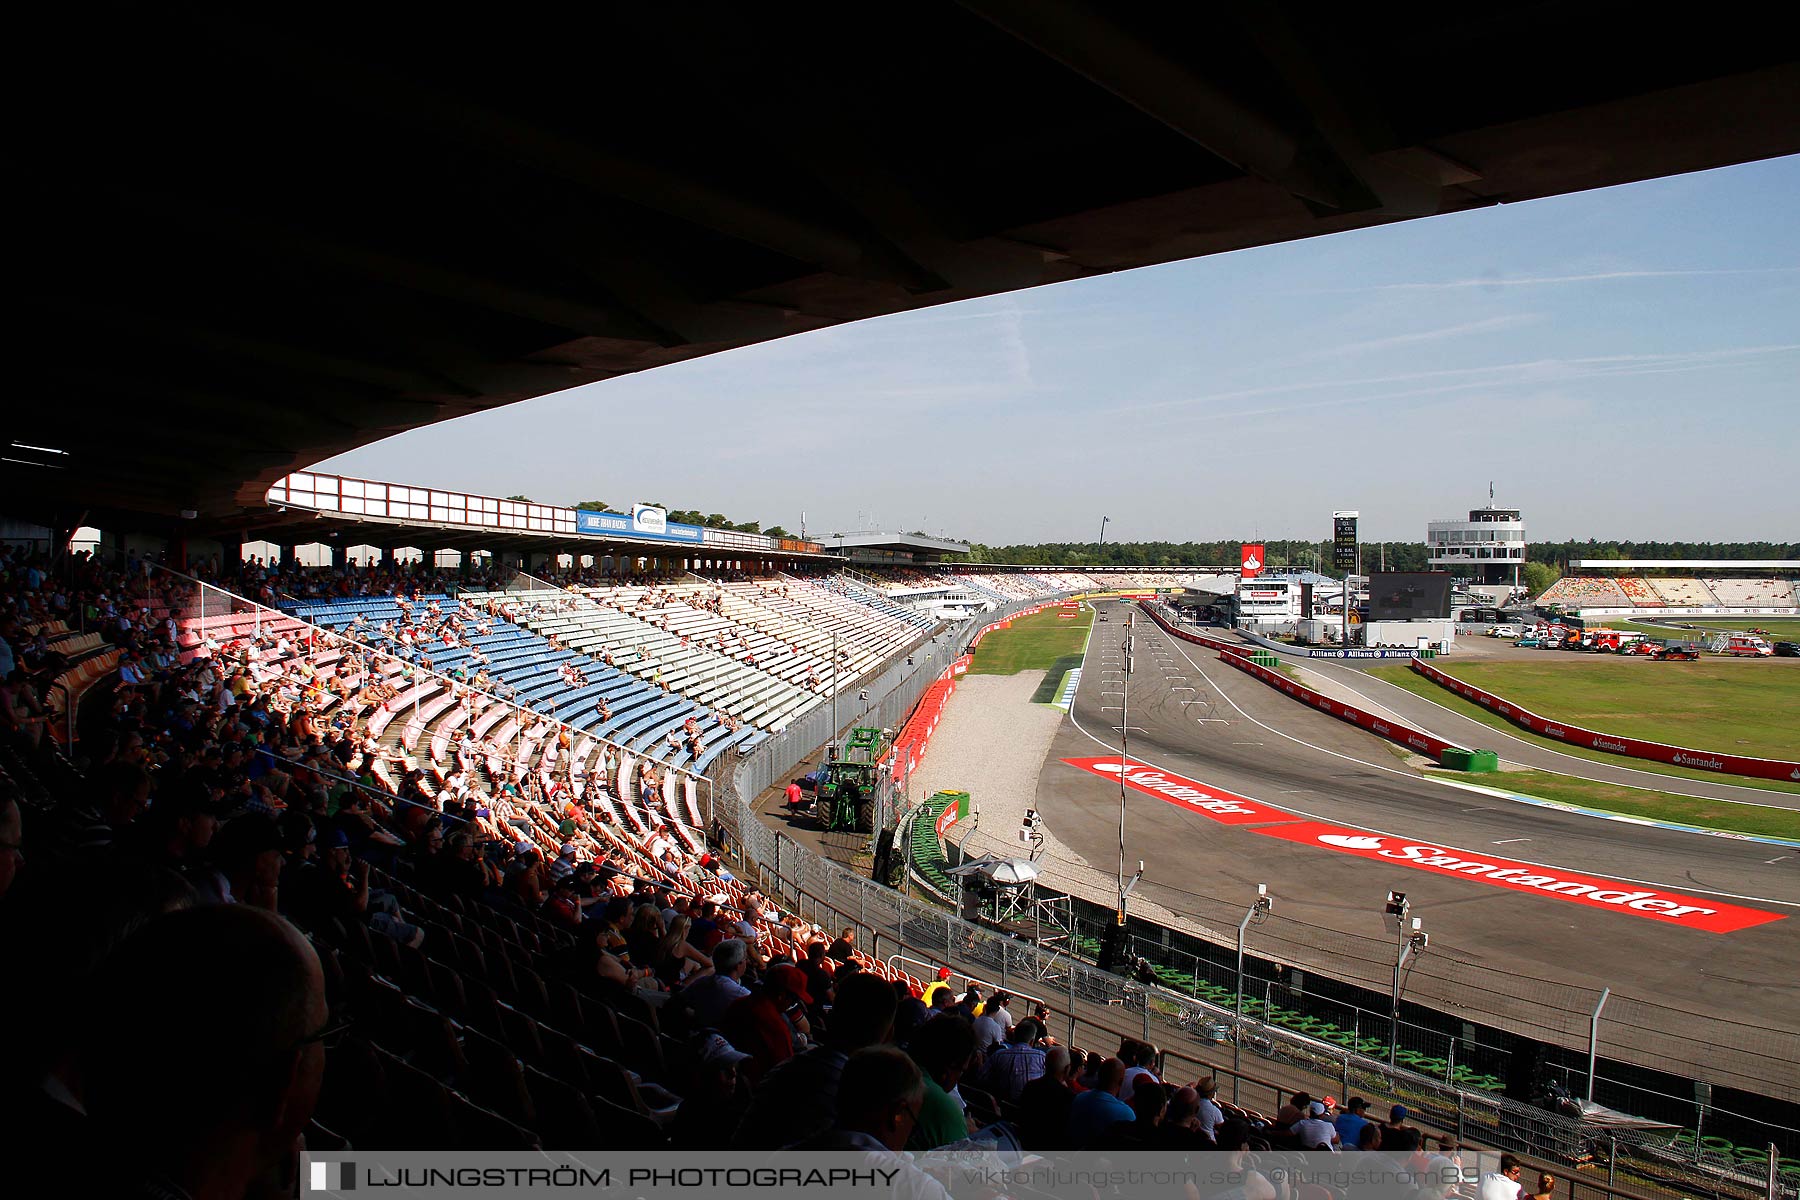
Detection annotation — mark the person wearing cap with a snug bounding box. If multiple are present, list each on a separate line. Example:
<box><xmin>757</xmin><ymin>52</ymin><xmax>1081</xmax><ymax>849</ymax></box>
<box><xmin>669</xmin><ymin>1032</ymin><xmax>753</xmax><ymax>1151</ymax></box>
<box><xmin>1382</xmin><ymin>1103</ymin><xmax>1422</xmax><ymax>1151</ymax></box>
<box><xmin>720</xmin><ymin>962</ymin><xmax>813</xmax><ymax>1080</ymax></box>
<box><xmin>1292</xmin><ymin>1099</ymin><xmax>1340</xmax><ymax>1150</ymax></box>
<box><xmin>549</xmin><ymin>843</ymin><xmax>578</xmax><ymax>882</ymax></box>
<box><xmin>921</xmin><ymin>966</ymin><xmax>954</xmax><ymax>1009</ymax></box>
<box><xmin>1335</xmin><ymin>1096</ymin><xmax>1373</xmax><ymax>1148</ymax></box>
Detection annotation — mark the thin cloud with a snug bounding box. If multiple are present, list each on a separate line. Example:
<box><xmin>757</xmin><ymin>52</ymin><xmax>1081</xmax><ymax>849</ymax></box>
<box><xmin>1110</xmin><ymin>343</ymin><xmax>1800</xmax><ymax>419</ymax></box>
<box><xmin>1290</xmin><ymin>313</ymin><xmax>1540</xmax><ymax>362</ymax></box>
<box><xmin>1314</xmin><ymin>266</ymin><xmax>1800</xmax><ymax>294</ymax></box>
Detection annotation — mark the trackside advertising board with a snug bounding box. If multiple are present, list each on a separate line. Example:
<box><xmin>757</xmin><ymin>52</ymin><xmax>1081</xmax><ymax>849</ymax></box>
<box><xmin>575</xmin><ymin>507</ymin><xmax>705</xmax><ymax>544</ymax></box>
<box><xmin>1256</xmin><ymin>822</ymin><xmax>1782</xmax><ymax>933</ymax></box>
<box><xmin>1060</xmin><ymin>758</ymin><xmax>1297</xmax><ymax>826</ymax></box>
<box><xmin>1411</xmin><ymin>659</ymin><xmax>1800</xmax><ymax>783</ymax></box>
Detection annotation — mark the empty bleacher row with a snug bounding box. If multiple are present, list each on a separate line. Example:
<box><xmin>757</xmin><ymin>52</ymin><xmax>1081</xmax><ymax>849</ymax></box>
<box><xmin>278</xmin><ymin>573</ymin><xmax>935</xmax><ymax>798</ymax></box>
<box><xmin>1537</xmin><ymin>575</ymin><xmax>1798</xmax><ymax>611</ymax></box>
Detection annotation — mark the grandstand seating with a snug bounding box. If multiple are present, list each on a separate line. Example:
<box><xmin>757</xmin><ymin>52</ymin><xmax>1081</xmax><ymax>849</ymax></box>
<box><xmin>1704</xmin><ymin>578</ymin><xmax>1798</xmax><ymax>607</ymax></box>
<box><xmin>1539</xmin><ymin>574</ymin><xmax>1797</xmax><ymax>612</ymax></box>
<box><xmin>1535</xmin><ymin>576</ymin><xmax>1630</xmax><ymax>607</ymax></box>
<box><xmin>1648</xmin><ymin>578</ymin><xmax>1720</xmax><ymax>606</ymax></box>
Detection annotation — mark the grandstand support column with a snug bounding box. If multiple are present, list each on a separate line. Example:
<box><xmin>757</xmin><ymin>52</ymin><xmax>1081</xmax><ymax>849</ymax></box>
<box><xmin>278</xmin><ymin>543</ymin><xmax>295</xmax><ymax>569</ymax></box>
<box><xmin>329</xmin><ymin>543</ymin><xmax>346</xmax><ymax>570</ymax></box>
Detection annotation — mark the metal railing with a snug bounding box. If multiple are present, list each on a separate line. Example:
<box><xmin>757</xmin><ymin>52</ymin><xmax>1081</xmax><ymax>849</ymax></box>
<box><xmin>726</xmin><ymin>603</ymin><xmax>1798</xmax><ymax>1200</ymax></box>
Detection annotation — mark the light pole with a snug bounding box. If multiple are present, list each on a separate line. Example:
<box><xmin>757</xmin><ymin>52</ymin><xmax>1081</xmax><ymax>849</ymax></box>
<box><xmin>1116</xmin><ymin>609</ymin><xmax>1142</xmax><ymax>929</ymax></box>
<box><xmin>1233</xmin><ymin>883</ymin><xmax>1273</xmax><ymax>1102</ymax></box>
<box><xmin>1385</xmin><ymin>891</ymin><xmax>1429</xmax><ymax>1068</ymax></box>
<box><xmin>1098</xmin><ymin>516</ymin><xmax>1110</xmax><ymax>548</ymax></box>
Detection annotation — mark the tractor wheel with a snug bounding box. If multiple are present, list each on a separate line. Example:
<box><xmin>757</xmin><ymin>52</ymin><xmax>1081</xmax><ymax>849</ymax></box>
<box><xmin>858</xmin><ymin>796</ymin><xmax>876</xmax><ymax>831</ymax></box>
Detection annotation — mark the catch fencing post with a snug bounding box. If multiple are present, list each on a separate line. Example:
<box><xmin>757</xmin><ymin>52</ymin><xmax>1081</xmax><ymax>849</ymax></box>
<box><xmin>1586</xmin><ymin>988</ymin><xmax>1610</xmax><ymax>1102</ymax></box>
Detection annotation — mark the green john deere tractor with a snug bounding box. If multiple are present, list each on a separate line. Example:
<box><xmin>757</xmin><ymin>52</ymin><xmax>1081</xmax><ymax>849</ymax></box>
<box><xmin>816</xmin><ymin>726</ymin><xmax>888</xmax><ymax>832</ymax></box>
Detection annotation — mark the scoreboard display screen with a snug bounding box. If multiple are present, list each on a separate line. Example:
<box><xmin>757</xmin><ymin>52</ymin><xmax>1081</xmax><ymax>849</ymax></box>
<box><xmin>1368</xmin><ymin>572</ymin><xmax>1453</xmax><ymax>621</ymax></box>
<box><xmin>1332</xmin><ymin>511</ymin><xmax>1358</xmax><ymax>570</ymax></box>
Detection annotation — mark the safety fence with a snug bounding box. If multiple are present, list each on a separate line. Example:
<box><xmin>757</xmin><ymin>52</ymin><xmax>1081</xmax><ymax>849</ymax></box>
<box><xmin>727</xmin><ymin>603</ymin><xmax>1799</xmax><ymax>1200</ymax></box>
<box><xmin>1411</xmin><ymin>657</ymin><xmax>1800</xmax><ymax>782</ymax></box>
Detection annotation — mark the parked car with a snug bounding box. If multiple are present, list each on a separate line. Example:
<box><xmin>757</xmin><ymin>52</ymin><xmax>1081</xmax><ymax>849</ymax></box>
<box><xmin>1486</xmin><ymin>625</ymin><xmax>1523</xmax><ymax>639</ymax></box>
<box><xmin>1514</xmin><ymin>635</ymin><xmax>1542</xmax><ymax>648</ymax></box>
<box><xmin>1773</xmin><ymin>642</ymin><xmax>1799</xmax><ymax>658</ymax></box>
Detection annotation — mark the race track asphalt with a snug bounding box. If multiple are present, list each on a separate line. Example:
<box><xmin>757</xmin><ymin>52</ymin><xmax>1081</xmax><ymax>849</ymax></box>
<box><xmin>1034</xmin><ymin>600</ymin><xmax>1800</xmax><ymax>1097</ymax></box>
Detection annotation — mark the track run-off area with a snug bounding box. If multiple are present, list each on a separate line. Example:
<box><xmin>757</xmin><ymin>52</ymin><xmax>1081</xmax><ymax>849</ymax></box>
<box><xmin>1019</xmin><ymin>599</ymin><xmax>1800</xmax><ymax>1097</ymax></box>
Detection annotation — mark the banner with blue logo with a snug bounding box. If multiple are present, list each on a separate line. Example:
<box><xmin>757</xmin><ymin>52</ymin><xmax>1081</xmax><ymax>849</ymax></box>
<box><xmin>575</xmin><ymin>507</ymin><xmax>705</xmax><ymax>544</ymax></box>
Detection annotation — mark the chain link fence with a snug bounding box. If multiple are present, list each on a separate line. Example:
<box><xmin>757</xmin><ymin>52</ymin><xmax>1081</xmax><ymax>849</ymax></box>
<box><xmin>726</xmin><ymin>598</ymin><xmax>1798</xmax><ymax>1200</ymax></box>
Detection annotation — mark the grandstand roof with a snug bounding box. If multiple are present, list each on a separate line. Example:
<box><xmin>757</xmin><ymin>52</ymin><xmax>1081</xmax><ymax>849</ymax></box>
<box><xmin>12</xmin><ymin>7</ymin><xmax>1799</xmax><ymax>529</ymax></box>
<box><xmin>1571</xmin><ymin>560</ymin><xmax>1800</xmax><ymax>569</ymax></box>
<box><xmin>828</xmin><ymin>533</ymin><xmax>971</xmax><ymax>555</ymax></box>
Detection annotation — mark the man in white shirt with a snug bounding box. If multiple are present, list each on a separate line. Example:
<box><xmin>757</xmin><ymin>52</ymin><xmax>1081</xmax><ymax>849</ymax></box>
<box><xmin>1480</xmin><ymin>1155</ymin><xmax>1554</xmax><ymax>1200</ymax></box>
<box><xmin>1292</xmin><ymin>1100</ymin><xmax>1339</xmax><ymax>1150</ymax></box>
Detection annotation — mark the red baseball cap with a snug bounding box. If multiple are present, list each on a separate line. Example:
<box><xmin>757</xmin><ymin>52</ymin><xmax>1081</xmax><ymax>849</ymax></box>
<box><xmin>936</xmin><ymin>967</ymin><xmax>952</xmax><ymax>981</ymax></box>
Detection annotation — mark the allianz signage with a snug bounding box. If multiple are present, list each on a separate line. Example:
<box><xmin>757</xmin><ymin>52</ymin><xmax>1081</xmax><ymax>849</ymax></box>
<box><xmin>575</xmin><ymin>505</ymin><xmax>705</xmax><ymax>544</ymax></box>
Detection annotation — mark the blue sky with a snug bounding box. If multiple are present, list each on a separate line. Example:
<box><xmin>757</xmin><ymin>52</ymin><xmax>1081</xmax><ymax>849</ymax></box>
<box><xmin>321</xmin><ymin>155</ymin><xmax>1800</xmax><ymax>545</ymax></box>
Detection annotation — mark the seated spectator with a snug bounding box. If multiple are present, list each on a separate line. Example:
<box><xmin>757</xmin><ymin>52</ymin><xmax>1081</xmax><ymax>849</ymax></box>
<box><xmin>1294</xmin><ymin>1099</ymin><xmax>1340</xmax><ymax>1150</ymax></box>
<box><xmin>790</xmin><ymin>1046</ymin><xmax>949</xmax><ymax>1199</ymax></box>
<box><xmin>1067</xmin><ymin>1057</ymin><xmax>1135</xmax><ymax>1147</ymax></box>
<box><xmin>1382</xmin><ymin>1103</ymin><xmax>1422</xmax><ymax>1152</ymax></box>
<box><xmin>731</xmin><ymin>972</ymin><xmax>897</xmax><ymax>1149</ymax></box>
<box><xmin>1480</xmin><ymin>1154</ymin><xmax>1557</xmax><ymax>1200</ymax></box>
<box><xmin>825</xmin><ymin>925</ymin><xmax>856</xmax><ymax>963</ymax></box>
<box><xmin>1335</xmin><ymin>1095</ymin><xmax>1373</xmax><ymax>1148</ymax></box>
<box><xmin>0</xmin><ymin>788</ymin><xmax>20</xmax><ymax>901</ymax></box>
<box><xmin>80</xmin><ymin>905</ymin><xmax>328</xmax><ymax>1200</ymax></box>
<box><xmin>905</xmin><ymin>1012</ymin><xmax>978</xmax><ymax>1151</ymax></box>
<box><xmin>720</xmin><ymin>962</ymin><xmax>813</xmax><ymax>1080</ymax></box>
<box><xmin>1120</xmin><ymin>1038</ymin><xmax>1162</xmax><ymax>1096</ymax></box>
<box><xmin>1015</xmin><ymin>1044</ymin><xmax>1078</xmax><ymax>1150</ymax></box>
<box><xmin>977</xmin><ymin>1017</ymin><xmax>1047</xmax><ymax>1102</ymax></box>
<box><xmin>669</xmin><ymin>1033</ymin><xmax>753</xmax><ymax>1152</ymax></box>
<box><xmin>1155</xmin><ymin>1085</ymin><xmax>1217</xmax><ymax>1150</ymax></box>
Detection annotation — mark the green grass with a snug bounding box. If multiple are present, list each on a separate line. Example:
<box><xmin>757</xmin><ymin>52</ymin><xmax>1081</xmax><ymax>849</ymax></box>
<box><xmin>1428</xmin><ymin>658</ymin><xmax>1800</xmax><ymax>760</ymax></box>
<box><xmin>1427</xmin><ymin>765</ymin><xmax>1800</xmax><ymax>840</ymax></box>
<box><xmin>968</xmin><ymin>605</ymin><xmax>1094</xmax><ymax>675</ymax></box>
<box><xmin>1602</xmin><ymin>615</ymin><xmax>1800</xmax><ymax>639</ymax></box>
<box><xmin>1366</xmin><ymin>665</ymin><xmax>1800</xmax><ymax>795</ymax></box>
<box><xmin>1030</xmin><ymin>653</ymin><xmax>1085</xmax><ymax>703</ymax></box>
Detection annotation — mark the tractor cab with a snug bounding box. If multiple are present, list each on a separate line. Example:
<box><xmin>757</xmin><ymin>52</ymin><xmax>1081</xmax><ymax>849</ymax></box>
<box><xmin>815</xmin><ymin>725</ymin><xmax>891</xmax><ymax>832</ymax></box>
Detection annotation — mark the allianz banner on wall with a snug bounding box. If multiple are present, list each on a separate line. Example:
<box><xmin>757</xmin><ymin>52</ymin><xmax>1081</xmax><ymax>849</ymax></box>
<box><xmin>1240</xmin><ymin>543</ymin><xmax>1265</xmax><ymax>578</ymax></box>
<box><xmin>575</xmin><ymin>506</ymin><xmax>706</xmax><ymax>544</ymax></box>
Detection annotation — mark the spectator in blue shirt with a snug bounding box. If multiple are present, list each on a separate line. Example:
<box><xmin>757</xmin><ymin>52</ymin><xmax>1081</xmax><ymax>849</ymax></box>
<box><xmin>1067</xmin><ymin>1057</ymin><xmax>1135</xmax><ymax>1147</ymax></box>
<box><xmin>1335</xmin><ymin>1095</ymin><xmax>1373</xmax><ymax>1148</ymax></box>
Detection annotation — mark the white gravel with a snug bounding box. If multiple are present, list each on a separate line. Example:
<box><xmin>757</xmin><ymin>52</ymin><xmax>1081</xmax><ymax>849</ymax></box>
<box><xmin>910</xmin><ymin>669</ymin><xmax>1215</xmax><ymax>937</ymax></box>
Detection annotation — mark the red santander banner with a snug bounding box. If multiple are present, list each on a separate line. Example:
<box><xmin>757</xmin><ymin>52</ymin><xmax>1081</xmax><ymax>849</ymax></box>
<box><xmin>1061</xmin><ymin>757</ymin><xmax>1296</xmax><ymax>826</ymax></box>
<box><xmin>1256</xmin><ymin>821</ymin><xmax>1781</xmax><ymax>933</ymax></box>
<box><xmin>1240</xmin><ymin>543</ymin><xmax>1266</xmax><ymax>578</ymax></box>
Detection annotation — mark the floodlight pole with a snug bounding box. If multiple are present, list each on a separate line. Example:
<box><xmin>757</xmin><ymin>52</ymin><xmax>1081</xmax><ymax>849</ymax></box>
<box><xmin>1117</xmin><ymin>610</ymin><xmax>1132</xmax><ymax>928</ymax></box>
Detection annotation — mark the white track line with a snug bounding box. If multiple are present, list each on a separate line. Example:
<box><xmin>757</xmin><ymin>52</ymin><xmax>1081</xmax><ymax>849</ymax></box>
<box><xmin>1062</xmin><ymin>629</ymin><xmax>1800</xmax><ymax>910</ymax></box>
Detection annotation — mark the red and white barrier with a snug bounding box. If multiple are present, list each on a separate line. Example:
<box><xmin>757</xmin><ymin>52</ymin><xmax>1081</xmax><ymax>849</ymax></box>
<box><xmin>1411</xmin><ymin>658</ymin><xmax>1800</xmax><ymax>783</ymax></box>
<box><xmin>1140</xmin><ymin>603</ymin><xmax>1463</xmax><ymax>763</ymax></box>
